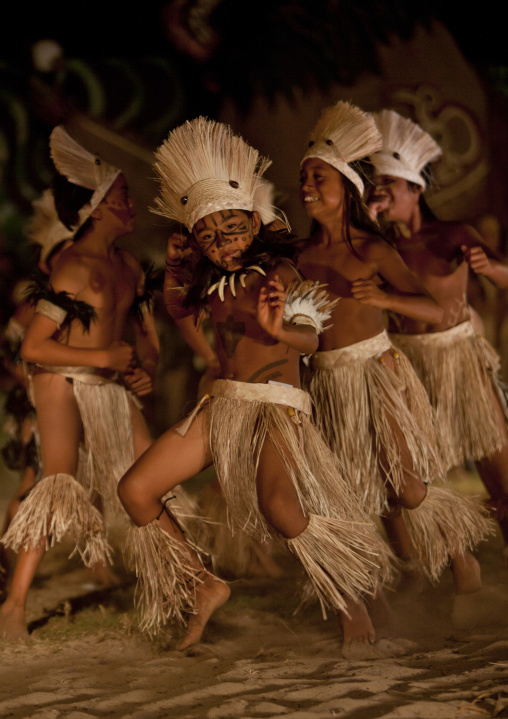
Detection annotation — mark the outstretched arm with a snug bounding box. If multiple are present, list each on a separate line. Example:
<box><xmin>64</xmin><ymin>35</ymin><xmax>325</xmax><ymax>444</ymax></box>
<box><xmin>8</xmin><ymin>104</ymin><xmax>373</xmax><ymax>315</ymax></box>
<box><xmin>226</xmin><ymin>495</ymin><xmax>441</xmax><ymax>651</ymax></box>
<box><xmin>351</xmin><ymin>244</ymin><xmax>444</xmax><ymax>324</ymax></box>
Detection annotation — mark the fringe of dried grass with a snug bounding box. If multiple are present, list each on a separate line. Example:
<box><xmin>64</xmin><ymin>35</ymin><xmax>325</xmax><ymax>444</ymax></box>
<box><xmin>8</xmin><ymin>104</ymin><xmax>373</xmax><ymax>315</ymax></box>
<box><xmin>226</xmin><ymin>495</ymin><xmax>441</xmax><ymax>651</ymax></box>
<box><xmin>392</xmin><ymin>329</ymin><xmax>506</xmax><ymax>467</ymax></box>
<box><xmin>309</xmin><ymin>351</ymin><xmax>444</xmax><ymax>515</ymax></box>
<box><xmin>402</xmin><ymin>486</ymin><xmax>495</xmax><ymax>582</ymax></box>
<box><xmin>72</xmin><ymin>381</ymin><xmax>134</xmax><ymax>515</ymax></box>
<box><xmin>1</xmin><ymin>473</ymin><xmax>110</xmax><ymax>566</ymax></box>
<box><xmin>124</xmin><ymin>519</ymin><xmax>206</xmax><ymax>636</ymax></box>
<box><xmin>287</xmin><ymin>514</ymin><xmax>394</xmax><ymax>619</ymax></box>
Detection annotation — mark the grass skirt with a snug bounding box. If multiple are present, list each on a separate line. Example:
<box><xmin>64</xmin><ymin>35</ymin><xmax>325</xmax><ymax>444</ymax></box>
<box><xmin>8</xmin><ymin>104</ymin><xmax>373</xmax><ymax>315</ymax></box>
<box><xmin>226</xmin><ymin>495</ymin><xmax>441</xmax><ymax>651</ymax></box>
<box><xmin>391</xmin><ymin>322</ymin><xmax>507</xmax><ymax>468</ymax></box>
<box><xmin>308</xmin><ymin>331</ymin><xmax>444</xmax><ymax>515</ymax></box>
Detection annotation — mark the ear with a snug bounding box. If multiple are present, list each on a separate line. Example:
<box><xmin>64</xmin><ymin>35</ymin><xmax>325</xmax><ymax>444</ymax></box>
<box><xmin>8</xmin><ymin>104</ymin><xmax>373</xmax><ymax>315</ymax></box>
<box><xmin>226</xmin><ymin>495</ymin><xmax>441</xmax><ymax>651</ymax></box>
<box><xmin>252</xmin><ymin>210</ymin><xmax>262</xmax><ymax>235</ymax></box>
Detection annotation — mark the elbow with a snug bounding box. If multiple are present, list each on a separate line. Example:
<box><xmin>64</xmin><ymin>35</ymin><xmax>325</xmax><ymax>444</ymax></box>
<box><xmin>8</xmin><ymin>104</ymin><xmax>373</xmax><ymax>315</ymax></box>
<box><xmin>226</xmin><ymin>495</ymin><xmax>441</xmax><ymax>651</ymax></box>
<box><xmin>20</xmin><ymin>338</ymin><xmax>37</xmax><ymax>364</ymax></box>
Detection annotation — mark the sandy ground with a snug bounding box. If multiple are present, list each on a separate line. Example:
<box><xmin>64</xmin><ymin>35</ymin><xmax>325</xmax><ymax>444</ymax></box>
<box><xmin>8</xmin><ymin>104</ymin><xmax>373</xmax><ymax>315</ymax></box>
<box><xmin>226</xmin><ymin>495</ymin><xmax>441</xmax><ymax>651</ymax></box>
<box><xmin>0</xmin><ymin>469</ymin><xmax>507</xmax><ymax>719</ymax></box>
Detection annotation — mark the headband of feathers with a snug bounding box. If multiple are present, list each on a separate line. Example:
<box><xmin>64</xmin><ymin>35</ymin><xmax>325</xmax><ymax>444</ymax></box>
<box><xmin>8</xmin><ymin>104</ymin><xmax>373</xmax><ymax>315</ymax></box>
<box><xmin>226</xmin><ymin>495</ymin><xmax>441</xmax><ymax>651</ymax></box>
<box><xmin>49</xmin><ymin>125</ymin><xmax>121</xmax><ymax>231</ymax></box>
<box><xmin>152</xmin><ymin>116</ymin><xmax>277</xmax><ymax>231</ymax></box>
<box><xmin>371</xmin><ymin>110</ymin><xmax>442</xmax><ymax>189</ymax></box>
<box><xmin>301</xmin><ymin>100</ymin><xmax>382</xmax><ymax>195</ymax></box>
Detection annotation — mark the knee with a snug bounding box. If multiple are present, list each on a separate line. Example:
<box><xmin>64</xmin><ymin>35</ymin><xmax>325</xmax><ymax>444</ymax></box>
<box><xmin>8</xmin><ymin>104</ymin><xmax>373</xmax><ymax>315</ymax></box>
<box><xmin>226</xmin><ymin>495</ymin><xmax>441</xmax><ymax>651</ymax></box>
<box><xmin>399</xmin><ymin>480</ymin><xmax>428</xmax><ymax>510</ymax></box>
<box><xmin>258</xmin><ymin>488</ymin><xmax>308</xmax><ymax>539</ymax></box>
<box><xmin>117</xmin><ymin>472</ymin><xmax>149</xmax><ymax>521</ymax></box>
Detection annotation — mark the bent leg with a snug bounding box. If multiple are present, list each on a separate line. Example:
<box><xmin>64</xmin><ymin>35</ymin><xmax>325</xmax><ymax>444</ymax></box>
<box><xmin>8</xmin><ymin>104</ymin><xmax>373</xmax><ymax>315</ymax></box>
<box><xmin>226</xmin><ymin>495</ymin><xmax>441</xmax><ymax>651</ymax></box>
<box><xmin>118</xmin><ymin>411</ymin><xmax>229</xmax><ymax>647</ymax></box>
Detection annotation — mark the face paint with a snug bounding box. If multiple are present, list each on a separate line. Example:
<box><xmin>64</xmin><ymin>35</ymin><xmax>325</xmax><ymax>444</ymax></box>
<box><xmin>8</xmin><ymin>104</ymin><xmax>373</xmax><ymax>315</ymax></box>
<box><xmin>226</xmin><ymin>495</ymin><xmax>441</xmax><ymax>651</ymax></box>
<box><xmin>193</xmin><ymin>209</ymin><xmax>257</xmax><ymax>270</ymax></box>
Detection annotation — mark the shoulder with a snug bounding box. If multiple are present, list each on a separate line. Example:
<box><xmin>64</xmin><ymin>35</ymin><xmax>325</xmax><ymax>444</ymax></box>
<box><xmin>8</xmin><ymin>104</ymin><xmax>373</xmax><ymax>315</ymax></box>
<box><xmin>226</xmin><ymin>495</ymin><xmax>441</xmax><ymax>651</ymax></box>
<box><xmin>268</xmin><ymin>259</ymin><xmax>301</xmax><ymax>285</ymax></box>
<box><xmin>425</xmin><ymin>220</ymin><xmax>477</xmax><ymax>246</ymax></box>
<box><xmin>351</xmin><ymin>230</ymin><xmax>396</xmax><ymax>263</ymax></box>
<box><xmin>48</xmin><ymin>249</ymin><xmax>90</xmax><ymax>295</ymax></box>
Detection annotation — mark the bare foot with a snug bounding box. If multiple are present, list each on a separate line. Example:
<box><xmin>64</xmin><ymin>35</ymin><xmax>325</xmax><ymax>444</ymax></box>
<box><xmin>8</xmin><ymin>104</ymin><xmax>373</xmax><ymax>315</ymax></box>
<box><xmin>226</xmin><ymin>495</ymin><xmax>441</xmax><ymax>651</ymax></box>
<box><xmin>450</xmin><ymin>551</ymin><xmax>482</xmax><ymax>595</ymax></box>
<box><xmin>339</xmin><ymin>598</ymin><xmax>375</xmax><ymax>659</ymax></box>
<box><xmin>176</xmin><ymin>576</ymin><xmax>230</xmax><ymax>651</ymax></box>
<box><xmin>0</xmin><ymin>604</ymin><xmax>29</xmax><ymax>642</ymax></box>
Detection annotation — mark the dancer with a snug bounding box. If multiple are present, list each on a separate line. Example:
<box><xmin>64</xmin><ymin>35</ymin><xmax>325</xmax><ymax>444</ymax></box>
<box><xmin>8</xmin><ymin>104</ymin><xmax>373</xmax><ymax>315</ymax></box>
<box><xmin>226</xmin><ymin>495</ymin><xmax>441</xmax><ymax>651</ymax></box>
<box><xmin>0</xmin><ymin>126</ymin><xmax>161</xmax><ymax>640</ymax></box>
<box><xmin>0</xmin><ymin>190</ymin><xmax>74</xmax><ymax>585</ymax></box>
<box><xmin>368</xmin><ymin>108</ymin><xmax>508</xmax><ymax>558</ymax></box>
<box><xmin>118</xmin><ymin>116</ymin><xmax>394</xmax><ymax>654</ymax></box>
<box><xmin>297</xmin><ymin>100</ymin><xmax>492</xmax><ymax>611</ymax></box>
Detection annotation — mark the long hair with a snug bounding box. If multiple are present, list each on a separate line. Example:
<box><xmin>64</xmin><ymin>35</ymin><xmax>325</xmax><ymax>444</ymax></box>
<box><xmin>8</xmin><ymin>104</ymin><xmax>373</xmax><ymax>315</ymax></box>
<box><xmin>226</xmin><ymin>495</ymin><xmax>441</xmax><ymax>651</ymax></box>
<box><xmin>51</xmin><ymin>172</ymin><xmax>94</xmax><ymax>238</ymax></box>
<box><xmin>308</xmin><ymin>168</ymin><xmax>392</xmax><ymax>260</ymax></box>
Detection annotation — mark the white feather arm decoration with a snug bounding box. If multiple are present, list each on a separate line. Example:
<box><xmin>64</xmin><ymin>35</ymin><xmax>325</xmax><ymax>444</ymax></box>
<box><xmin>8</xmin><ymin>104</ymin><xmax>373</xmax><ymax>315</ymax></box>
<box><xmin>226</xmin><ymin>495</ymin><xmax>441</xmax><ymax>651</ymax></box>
<box><xmin>283</xmin><ymin>280</ymin><xmax>338</xmax><ymax>335</ymax></box>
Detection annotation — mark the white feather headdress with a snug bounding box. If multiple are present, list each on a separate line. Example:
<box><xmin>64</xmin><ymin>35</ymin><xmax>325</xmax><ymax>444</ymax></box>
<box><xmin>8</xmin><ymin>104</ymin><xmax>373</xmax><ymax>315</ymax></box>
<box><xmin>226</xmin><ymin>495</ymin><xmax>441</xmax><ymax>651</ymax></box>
<box><xmin>301</xmin><ymin>100</ymin><xmax>382</xmax><ymax>195</ymax></box>
<box><xmin>152</xmin><ymin>117</ymin><xmax>272</xmax><ymax>231</ymax></box>
<box><xmin>49</xmin><ymin>125</ymin><xmax>121</xmax><ymax>230</ymax></box>
<box><xmin>371</xmin><ymin>110</ymin><xmax>442</xmax><ymax>189</ymax></box>
<box><xmin>25</xmin><ymin>189</ymin><xmax>74</xmax><ymax>263</ymax></box>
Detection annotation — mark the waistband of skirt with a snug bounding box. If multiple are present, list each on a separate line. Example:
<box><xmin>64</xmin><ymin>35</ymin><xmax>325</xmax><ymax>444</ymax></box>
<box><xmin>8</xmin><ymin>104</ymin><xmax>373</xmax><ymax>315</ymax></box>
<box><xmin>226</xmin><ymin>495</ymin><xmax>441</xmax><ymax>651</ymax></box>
<box><xmin>312</xmin><ymin>330</ymin><xmax>392</xmax><ymax>368</ymax></box>
<box><xmin>390</xmin><ymin>321</ymin><xmax>477</xmax><ymax>348</ymax></box>
<box><xmin>32</xmin><ymin>365</ymin><xmax>119</xmax><ymax>385</ymax></box>
<box><xmin>211</xmin><ymin>379</ymin><xmax>312</xmax><ymax>414</ymax></box>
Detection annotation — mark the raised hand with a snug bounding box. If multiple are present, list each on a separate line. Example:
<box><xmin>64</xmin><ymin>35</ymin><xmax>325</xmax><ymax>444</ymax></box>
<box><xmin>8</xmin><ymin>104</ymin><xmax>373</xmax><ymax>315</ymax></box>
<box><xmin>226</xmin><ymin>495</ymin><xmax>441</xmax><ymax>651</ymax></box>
<box><xmin>257</xmin><ymin>275</ymin><xmax>286</xmax><ymax>339</ymax></box>
<box><xmin>461</xmin><ymin>245</ymin><xmax>492</xmax><ymax>276</ymax></box>
<box><xmin>166</xmin><ymin>231</ymin><xmax>193</xmax><ymax>268</ymax></box>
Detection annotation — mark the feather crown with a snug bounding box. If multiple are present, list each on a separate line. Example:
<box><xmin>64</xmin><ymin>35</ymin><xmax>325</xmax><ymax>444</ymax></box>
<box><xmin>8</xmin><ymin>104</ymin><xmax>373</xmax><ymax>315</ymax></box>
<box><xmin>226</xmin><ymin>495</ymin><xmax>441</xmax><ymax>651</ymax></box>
<box><xmin>26</xmin><ymin>189</ymin><xmax>74</xmax><ymax>263</ymax></box>
<box><xmin>49</xmin><ymin>125</ymin><xmax>121</xmax><ymax>231</ymax></box>
<box><xmin>152</xmin><ymin>117</ymin><xmax>273</xmax><ymax>231</ymax></box>
<box><xmin>371</xmin><ymin>110</ymin><xmax>442</xmax><ymax>189</ymax></box>
<box><xmin>301</xmin><ymin>100</ymin><xmax>382</xmax><ymax>195</ymax></box>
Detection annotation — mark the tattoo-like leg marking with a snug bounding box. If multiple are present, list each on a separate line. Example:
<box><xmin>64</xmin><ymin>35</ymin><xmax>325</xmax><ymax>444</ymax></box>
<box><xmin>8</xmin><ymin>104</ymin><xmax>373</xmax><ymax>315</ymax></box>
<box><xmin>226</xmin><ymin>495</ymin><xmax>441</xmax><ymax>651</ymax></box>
<box><xmin>217</xmin><ymin>314</ymin><xmax>246</xmax><ymax>358</ymax></box>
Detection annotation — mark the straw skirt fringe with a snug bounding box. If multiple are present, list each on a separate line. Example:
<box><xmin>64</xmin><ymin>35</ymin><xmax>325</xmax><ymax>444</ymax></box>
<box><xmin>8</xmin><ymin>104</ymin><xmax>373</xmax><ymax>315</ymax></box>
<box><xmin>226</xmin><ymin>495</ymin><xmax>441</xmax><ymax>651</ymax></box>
<box><xmin>391</xmin><ymin>322</ymin><xmax>508</xmax><ymax>467</ymax></box>
<box><xmin>208</xmin><ymin>380</ymin><xmax>394</xmax><ymax>608</ymax></box>
<box><xmin>2</xmin><ymin>473</ymin><xmax>111</xmax><ymax>566</ymax></box>
<box><xmin>124</xmin><ymin>519</ymin><xmax>204</xmax><ymax>636</ymax></box>
<box><xmin>401</xmin><ymin>486</ymin><xmax>494</xmax><ymax>582</ymax></box>
<box><xmin>72</xmin><ymin>380</ymin><xmax>134</xmax><ymax>514</ymax></box>
<box><xmin>308</xmin><ymin>335</ymin><xmax>444</xmax><ymax>515</ymax></box>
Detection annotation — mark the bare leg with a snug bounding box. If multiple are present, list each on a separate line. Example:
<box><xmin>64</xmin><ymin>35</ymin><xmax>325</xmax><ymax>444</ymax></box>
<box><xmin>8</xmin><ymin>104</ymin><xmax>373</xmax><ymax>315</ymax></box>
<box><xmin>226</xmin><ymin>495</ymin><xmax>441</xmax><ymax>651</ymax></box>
<box><xmin>118</xmin><ymin>411</ymin><xmax>230</xmax><ymax>649</ymax></box>
<box><xmin>255</xmin><ymin>425</ymin><xmax>377</xmax><ymax>651</ymax></box>
<box><xmin>0</xmin><ymin>373</ymin><xmax>82</xmax><ymax>641</ymax></box>
<box><xmin>475</xmin><ymin>385</ymin><xmax>508</xmax><ymax>546</ymax></box>
<box><xmin>0</xmin><ymin>465</ymin><xmax>37</xmax><ymax>588</ymax></box>
<box><xmin>450</xmin><ymin>551</ymin><xmax>482</xmax><ymax>595</ymax></box>
<box><xmin>0</xmin><ymin>543</ymin><xmax>45</xmax><ymax>640</ymax></box>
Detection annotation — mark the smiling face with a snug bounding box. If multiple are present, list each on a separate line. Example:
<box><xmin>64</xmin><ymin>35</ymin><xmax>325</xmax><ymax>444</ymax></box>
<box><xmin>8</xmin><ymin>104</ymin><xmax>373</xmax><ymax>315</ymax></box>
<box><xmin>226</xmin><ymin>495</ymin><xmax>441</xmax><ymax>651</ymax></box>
<box><xmin>370</xmin><ymin>175</ymin><xmax>421</xmax><ymax>224</ymax></box>
<box><xmin>192</xmin><ymin>209</ymin><xmax>260</xmax><ymax>271</ymax></box>
<box><xmin>299</xmin><ymin>157</ymin><xmax>345</xmax><ymax>224</ymax></box>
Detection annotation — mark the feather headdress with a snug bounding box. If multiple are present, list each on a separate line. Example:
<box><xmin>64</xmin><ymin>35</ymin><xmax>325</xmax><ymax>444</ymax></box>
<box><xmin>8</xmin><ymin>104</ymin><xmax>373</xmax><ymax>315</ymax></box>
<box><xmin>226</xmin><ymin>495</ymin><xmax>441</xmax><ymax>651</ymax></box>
<box><xmin>371</xmin><ymin>110</ymin><xmax>442</xmax><ymax>189</ymax></box>
<box><xmin>49</xmin><ymin>125</ymin><xmax>121</xmax><ymax>230</ymax></box>
<box><xmin>301</xmin><ymin>101</ymin><xmax>382</xmax><ymax>194</ymax></box>
<box><xmin>25</xmin><ymin>189</ymin><xmax>74</xmax><ymax>263</ymax></box>
<box><xmin>152</xmin><ymin>117</ymin><xmax>272</xmax><ymax>231</ymax></box>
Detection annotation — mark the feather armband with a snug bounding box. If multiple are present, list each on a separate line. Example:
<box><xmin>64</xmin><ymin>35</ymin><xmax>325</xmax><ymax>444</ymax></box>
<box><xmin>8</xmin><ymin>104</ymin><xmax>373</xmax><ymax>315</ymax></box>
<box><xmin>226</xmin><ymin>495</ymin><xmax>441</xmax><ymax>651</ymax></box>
<box><xmin>130</xmin><ymin>264</ymin><xmax>164</xmax><ymax>325</ymax></box>
<box><xmin>25</xmin><ymin>279</ymin><xmax>97</xmax><ymax>332</ymax></box>
<box><xmin>283</xmin><ymin>280</ymin><xmax>338</xmax><ymax>335</ymax></box>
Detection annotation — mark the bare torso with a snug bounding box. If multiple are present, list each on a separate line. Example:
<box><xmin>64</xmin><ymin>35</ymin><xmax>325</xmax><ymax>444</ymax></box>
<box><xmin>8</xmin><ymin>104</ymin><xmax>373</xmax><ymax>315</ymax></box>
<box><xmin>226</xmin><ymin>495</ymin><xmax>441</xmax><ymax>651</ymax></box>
<box><xmin>208</xmin><ymin>262</ymin><xmax>303</xmax><ymax>386</ymax></box>
<box><xmin>386</xmin><ymin>221</ymin><xmax>470</xmax><ymax>334</ymax></box>
<box><xmin>298</xmin><ymin>232</ymin><xmax>392</xmax><ymax>350</ymax></box>
<box><xmin>52</xmin><ymin>244</ymin><xmax>141</xmax><ymax>349</ymax></box>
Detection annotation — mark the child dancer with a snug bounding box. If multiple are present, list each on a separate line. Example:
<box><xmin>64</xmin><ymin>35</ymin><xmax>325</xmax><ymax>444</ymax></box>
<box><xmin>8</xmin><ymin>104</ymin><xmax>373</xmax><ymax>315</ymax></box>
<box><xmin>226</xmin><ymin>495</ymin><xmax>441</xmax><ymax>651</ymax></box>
<box><xmin>369</xmin><ymin>109</ymin><xmax>508</xmax><ymax>559</ymax></box>
<box><xmin>297</xmin><ymin>101</ymin><xmax>492</xmax><ymax>614</ymax></box>
<box><xmin>118</xmin><ymin>116</ymin><xmax>394</xmax><ymax>653</ymax></box>
<box><xmin>0</xmin><ymin>126</ymin><xmax>164</xmax><ymax>640</ymax></box>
